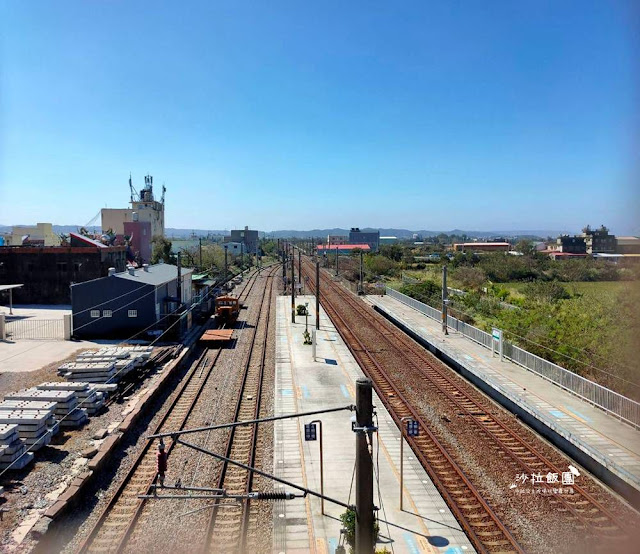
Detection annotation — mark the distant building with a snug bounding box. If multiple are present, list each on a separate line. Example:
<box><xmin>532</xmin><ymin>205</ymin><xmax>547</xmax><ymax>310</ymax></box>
<box><xmin>349</xmin><ymin>228</ymin><xmax>379</xmax><ymax>252</ymax></box>
<box><xmin>221</xmin><ymin>242</ymin><xmax>243</xmax><ymax>255</ymax></box>
<box><xmin>317</xmin><ymin>244</ymin><xmax>371</xmax><ymax>255</ymax></box>
<box><xmin>8</xmin><ymin>223</ymin><xmax>60</xmax><ymax>247</ymax></box>
<box><xmin>101</xmin><ymin>175</ymin><xmax>165</xmax><ymax>263</ymax></box>
<box><xmin>327</xmin><ymin>235</ymin><xmax>349</xmax><ymax>246</ymax></box>
<box><xmin>71</xmin><ymin>263</ymin><xmax>193</xmax><ymax>339</ymax></box>
<box><xmin>582</xmin><ymin>225</ymin><xmax>616</xmax><ymax>254</ymax></box>
<box><xmin>0</xmin><ymin>238</ymin><xmax>127</xmax><ymax>304</ymax></box>
<box><xmin>616</xmin><ymin>236</ymin><xmax>640</xmax><ymax>254</ymax></box>
<box><xmin>556</xmin><ymin>235</ymin><xmax>587</xmax><ymax>254</ymax></box>
<box><xmin>380</xmin><ymin>236</ymin><xmax>398</xmax><ymax>245</ymax></box>
<box><xmin>453</xmin><ymin>242</ymin><xmax>510</xmax><ymax>253</ymax></box>
<box><xmin>229</xmin><ymin>226</ymin><xmax>258</xmax><ymax>254</ymax></box>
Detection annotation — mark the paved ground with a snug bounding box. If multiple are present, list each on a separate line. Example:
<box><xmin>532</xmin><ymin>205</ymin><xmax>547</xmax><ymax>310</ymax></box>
<box><xmin>0</xmin><ymin>339</ymin><xmax>114</xmax><ymax>374</ymax></box>
<box><xmin>368</xmin><ymin>294</ymin><xmax>640</xmax><ymax>495</ymax></box>
<box><xmin>0</xmin><ymin>304</ymin><xmax>71</xmax><ymax>319</ymax></box>
<box><xmin>273</xmin><ymin>295</ymin><xmax>475</xmax><ymax>554</ymax></box>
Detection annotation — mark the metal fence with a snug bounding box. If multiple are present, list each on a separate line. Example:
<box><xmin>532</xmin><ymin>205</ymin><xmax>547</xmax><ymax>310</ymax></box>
<box><xmin>6</xmin><ymin>318</ymin><xmax>65</xmax><ymax>340</ymax></box>
<box><xmin>385</xmin><ymin>287</ymin><xmax>640</xmax><ymax>429</ymax></box>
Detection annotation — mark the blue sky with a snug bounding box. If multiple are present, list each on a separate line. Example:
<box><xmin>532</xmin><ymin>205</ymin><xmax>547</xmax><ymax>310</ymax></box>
<box><xmin>0</xmin><ymin>1</ymin><xmax>637</xmax><ymax>234</ymax></box>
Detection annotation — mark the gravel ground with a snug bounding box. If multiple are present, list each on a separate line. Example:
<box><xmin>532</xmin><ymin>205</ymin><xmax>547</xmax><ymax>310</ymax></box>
<box><xmin>0</xmin><ymin>347</ymin><xmax>174</xmax><ymax>554</ymax></box>
<box><xmin>121</xmin><ymin>268</ymin><xmax>277</xmax><ymax>554</ymax></box>
<box><xmin>38</xmin><ymin>268</ymin><xmax>276</xmax><ymax>554</ymax></box>
<box><xmin>317</xmin><ymin>269</ymin><xmax>640</xmax><ymax>554</ymax></box>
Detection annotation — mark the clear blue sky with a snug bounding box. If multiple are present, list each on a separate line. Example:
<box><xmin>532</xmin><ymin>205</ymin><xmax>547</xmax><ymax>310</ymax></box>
<box><xmin>1</xmin><ymin>1</ymin><xmax>637</xmax><ymax>234</ymax></box>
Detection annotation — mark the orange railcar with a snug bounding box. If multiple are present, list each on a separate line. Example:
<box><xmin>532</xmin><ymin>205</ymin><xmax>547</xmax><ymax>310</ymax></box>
<box><xmin>215</xmin><ymin>295</ymin><xmax>240</xmax><ymax>324</ymax></box>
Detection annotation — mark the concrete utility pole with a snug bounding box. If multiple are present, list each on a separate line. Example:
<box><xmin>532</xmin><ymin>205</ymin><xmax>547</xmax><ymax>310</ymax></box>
<box><xmin>358</xmin><ymin>249</ymin><xmax>364</xmax><ymax>295</ymax></box>
<box><xmin>199</xmin><ymin>237</ymin><xmax>202</xmax><ymax>269</ymax></box>
<box><xmin>315</xmin><ymin>260</ymin><xmax>320</xmax><ymax>330</ymax></box>
<box><xmin>442</xmin><ymin>265</ymin><xmax>449</xmax><ymax>335</ymax></box>
<box><xmin>298</xmin><ymin>250</ymin><xmax>302</xmax><ymax>291</ymax></box>
<box><xmin>224</xmin><ymin>245</ymin><xmax>228</xmax><ymax>283</ymax></box>
<box><xmin>335</xmin><ymin>247</ymin><xmax>339</xmax><ymax>276</ymax></box>
<box><xmin>177</xmin><ymin>252</ymin><xmax>182</xmax><ymax>306</ymax></box>
<box><xmin>291</xmin><ymin>249</ymin><xmax>296</xmax><ymax>323</ymax></box>
<box><xmin>355</xmin><ymin>378</ymin><xmax>375</xmax><ymax>554</ymax></box>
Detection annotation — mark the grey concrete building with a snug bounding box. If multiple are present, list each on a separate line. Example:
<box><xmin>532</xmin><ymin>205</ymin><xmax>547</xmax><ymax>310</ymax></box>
<box><xmin>348</xmin><ymin>227</ymin><xmax>380</xmax><ymax>252</ymax></box>
<box><xmin>229</xmin><ymin>226</ymin><xmax>259</xmax><ymax>254</ymax></box>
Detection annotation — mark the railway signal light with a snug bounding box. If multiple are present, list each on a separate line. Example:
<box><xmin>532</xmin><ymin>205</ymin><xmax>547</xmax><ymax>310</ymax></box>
<box><xmin>304</xmin><ymin>422</ymin><xmax>317</xmax><ymax>441</ymax></box>
<box><xmin>406</xmin><ymin>419</ymin><xmax>419</xmax><ymax>437</ymax></box>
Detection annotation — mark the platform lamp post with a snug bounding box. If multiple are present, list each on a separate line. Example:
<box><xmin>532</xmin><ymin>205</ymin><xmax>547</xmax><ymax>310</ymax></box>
<box><xmin>399</xmin><ymin>416</ymin><xmax>420</xmax><ymax>511</ymax></box>
<box><xmin>304</xmin><ymin>420</ymin><xmax>324</xmax><ymax>515</ymax></box>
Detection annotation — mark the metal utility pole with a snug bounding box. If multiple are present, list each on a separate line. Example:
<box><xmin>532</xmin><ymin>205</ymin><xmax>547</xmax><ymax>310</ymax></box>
<box><xmin>315</xmin><ymin>261</ymin><xmax>320</xmax><ymax>330</ymax></box>
<box><xmin>224</xmin><ymin>245</ymin><xmax>228</xmax><ymax>283</ymax></box>
<box><xmin>442</xmin><ymin>265</ymin><xmax>449</xmax><ymax>335</ymax></box>
<box><xmin>355</xmin><ymin>378</ymin><xmax>375</xmax><ymax>554</ymax></box>
<box><xmin>291</xmin><ymin>250</ymin><xmax>296</xmax><ymax>323</ymax></box>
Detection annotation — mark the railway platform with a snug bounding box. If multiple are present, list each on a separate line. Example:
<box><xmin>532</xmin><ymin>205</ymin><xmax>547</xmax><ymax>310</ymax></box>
<box><xmin>273</xmin><ymin>295</ymin><xmax>476</xmax><ymax>554</ymax></box>
<box><xmin>367</xmin><ymin>294</ymin><xmax>640</xmax><ymax>506</ymax></box>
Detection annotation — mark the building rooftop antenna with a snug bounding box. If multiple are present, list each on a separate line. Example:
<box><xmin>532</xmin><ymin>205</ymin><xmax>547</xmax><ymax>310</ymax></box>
<box><xmin>129</xmin><ymin>173</ymin><xmax>139</xmax><ymax>203</ymax></box>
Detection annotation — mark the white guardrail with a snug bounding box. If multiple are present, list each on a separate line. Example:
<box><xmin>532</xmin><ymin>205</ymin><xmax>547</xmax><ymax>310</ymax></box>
<box><xmin>384</xmin><ymin>287</ymin><xmax>640</xmax><ymax>429</ymax></box>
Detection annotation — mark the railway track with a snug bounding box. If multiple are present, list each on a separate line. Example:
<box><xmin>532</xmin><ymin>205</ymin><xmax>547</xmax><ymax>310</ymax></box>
<box><xmin>204</xmin><ymin>268</ymin><xmax>275</xmax><ymax>553</ymax></box>
<box><xmin>301</xmin><ymin>257</ymin><xmax>631</xmax><ymax>553</ymax></box>
<box><xmin>76</xmin><ymin>269</ymin><xmax>266</xmax><ymax>554</ymax></box>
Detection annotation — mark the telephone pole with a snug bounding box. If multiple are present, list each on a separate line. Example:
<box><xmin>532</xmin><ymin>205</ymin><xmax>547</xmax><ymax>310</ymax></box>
<box><xmin>291</xmin><ymin>248</ymin><xmax>296</xmax><ymax>323</ymax></box>
<box><xmin>355</xmin><ymin>378</ymin><xmax>375</xmax><ymax>554</ymax></box>
<box><xmin>358</xmin><ymin>249</ymin><xmax>364</xmax><ymax>295</ymax></box>
<box><xmin>224</xmin><ymin>245</ymin><xmax>228</xmax><ymax>283</ymax></box>
<box><xmin>442</xmin><ymin>265</ymin><xmax>449</xmax><ymax>335</ymax></box>
<box><xmin>315</xmin><ymin>260</ymin><xmax>320</xmax><ymax>330</ymax></box>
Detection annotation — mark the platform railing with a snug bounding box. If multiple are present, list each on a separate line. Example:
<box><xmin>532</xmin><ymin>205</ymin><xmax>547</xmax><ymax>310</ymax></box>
<box><xmin>384</xmin><ymin>287</ymin><xmax>640</xmax><ymax>429</ymax></box>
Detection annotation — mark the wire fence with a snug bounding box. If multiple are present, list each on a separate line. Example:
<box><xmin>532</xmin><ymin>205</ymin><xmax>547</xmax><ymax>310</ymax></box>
<box><xmin>6</xmin><ymin>318</ymin><xmax>65</xmax><ymax>340</ymax></box>
<box><xmin>384</xmin><ymin>287</ymin><xmax>640</xmax><ymax>429</ymax></box>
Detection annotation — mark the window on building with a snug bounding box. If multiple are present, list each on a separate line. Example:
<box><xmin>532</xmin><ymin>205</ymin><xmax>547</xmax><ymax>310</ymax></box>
<box><xmin>128</xmin><ymin>310</ymin><xmax>137</xmax><ymax>318</ymax></box>
<box><xmin>90</xmin><ymin>310</ymin><xmax>100</xmax><ymax>318</ymax></box>
<box><xmin>57</xmin><ymin>262</ymin><xmax>68</xmax><ymax>272</ymax></box>
<box><xmin>103</xmin><ymin>310</ymin><xmax>112</xmax><ymax>317</ymax></box>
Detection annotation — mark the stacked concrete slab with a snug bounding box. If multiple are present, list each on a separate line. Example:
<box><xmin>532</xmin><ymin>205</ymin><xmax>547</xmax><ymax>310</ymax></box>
<box><xmin>58</xmin><ymin>361</ymin><xmax>117</xmax><ymax>383</ymax></box>
<box><xmin>0</xmin><ymin>406</ymin><xmax>55</xmax><ymax>453</ymax></box>
<box><xmin>6</xmin><ymin>389</ymin><xmax>88</xmax><ymax>429</ymax></box>
<box><xmin>0</xmin><ymin>399</ymin><xmax>59</xmax><ymax>442</ymax></box>
<box><xmin>37</xmin><ymin>382</ymin><xmax>105</xmax><ymax>416</ymax></box>
<box><xmin>0</xmin><ymin>424</ymin><xmax>33</xmax><ymax>470</ymax></box>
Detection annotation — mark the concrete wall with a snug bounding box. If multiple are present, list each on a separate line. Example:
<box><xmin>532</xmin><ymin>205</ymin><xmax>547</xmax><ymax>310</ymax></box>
<box><xmin>0</xmin><ymin>246</ymin><xmax>127</xmax><ymax>304</ymax></box>
<box><xmin>9</xmin><ymin>223</ymin><xmax>60</xmax><ymax>246</ymax></box>
<box><xmin>101</xmin><ymin>208</ymin><xmax>133</xmax><ymax>236</ymax></box>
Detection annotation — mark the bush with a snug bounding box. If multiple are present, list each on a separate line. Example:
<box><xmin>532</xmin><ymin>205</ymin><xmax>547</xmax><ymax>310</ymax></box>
<box><xmin>453</xmin><ymin>266</ymin><xmax>487</xmax><ymax>290</ymax></box>
<box><xmin>522</xmin><ymin>282</ymin><xmax>571</xmax><ymax>303</ymax></box>
<box><xmin>399</xmin><ymin>281</ymin><xmax>440</xmax><ymax>306</ymax></box>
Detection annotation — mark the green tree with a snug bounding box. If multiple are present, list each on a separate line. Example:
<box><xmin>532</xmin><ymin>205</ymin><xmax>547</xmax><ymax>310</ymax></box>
<box><xmin>151</xmin><ymin>236</ymin><xmax>176</xmax><ymax>264</ymax></box>
<box><xmin>515</xmin><ymin>239</ymin><xmax>535</xmax><ymax>256</ymax></box>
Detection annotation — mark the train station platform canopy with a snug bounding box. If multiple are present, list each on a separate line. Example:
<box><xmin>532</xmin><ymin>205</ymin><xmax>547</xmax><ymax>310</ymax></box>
<box><xmin>0</xmin><ymin>284</ymin><xmax>24</xmax><ymax>315</ymax></box>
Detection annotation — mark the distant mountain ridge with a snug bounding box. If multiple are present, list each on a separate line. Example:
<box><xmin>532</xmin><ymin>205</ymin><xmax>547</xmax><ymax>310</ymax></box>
<box><xmin>0</xmin><ymin>224</ymin><xmax>568</xmax><ymax>240</ymax></box>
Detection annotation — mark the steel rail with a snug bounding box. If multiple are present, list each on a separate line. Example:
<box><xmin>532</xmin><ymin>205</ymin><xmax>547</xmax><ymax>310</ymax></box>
<box><xmin>204</xmin><ymin>266</ymin><xmax>277</xmax><ymax>553</ymax></box>
<box><xmin>302</xmin><ymin>258</ymin><xmax>524</xmax><ymax>554</ymax></box>
<box><xmin>76</xmin><ymin>270</ymin><xmax>265</xmax><ymax>554</ymax></box>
